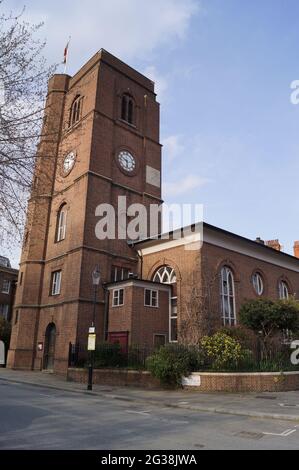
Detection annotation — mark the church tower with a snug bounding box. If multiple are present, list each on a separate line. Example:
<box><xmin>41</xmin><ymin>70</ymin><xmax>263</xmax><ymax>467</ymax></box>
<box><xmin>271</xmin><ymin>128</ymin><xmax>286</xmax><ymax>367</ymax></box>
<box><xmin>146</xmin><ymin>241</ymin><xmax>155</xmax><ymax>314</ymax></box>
<box><xmin>7</xmin><ymin>50</ymin><xmax>162</xmax><ymax>373</ymax></box>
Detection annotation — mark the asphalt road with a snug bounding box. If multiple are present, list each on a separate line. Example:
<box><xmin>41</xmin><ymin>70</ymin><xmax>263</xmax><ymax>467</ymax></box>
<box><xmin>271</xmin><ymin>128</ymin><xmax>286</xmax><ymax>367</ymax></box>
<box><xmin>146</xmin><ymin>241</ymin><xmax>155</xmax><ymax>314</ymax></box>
<box><xmin>0</xmin><ymin>381</ymin><xmax>298</xmax><ymax>450</ymax></box>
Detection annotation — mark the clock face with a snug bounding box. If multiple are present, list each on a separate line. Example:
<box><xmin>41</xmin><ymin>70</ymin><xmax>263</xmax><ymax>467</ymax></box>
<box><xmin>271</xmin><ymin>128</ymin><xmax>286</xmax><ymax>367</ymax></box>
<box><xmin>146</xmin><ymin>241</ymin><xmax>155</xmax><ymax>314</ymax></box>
<box><xmin>118</xmin><ymin>150</ymin><xmax>136</xmax><ymax>173</ymax></box>
<box><xmin>63</xmin><ymin>151</ymin><xmax>76</xmax><ymax>174</ymax></box>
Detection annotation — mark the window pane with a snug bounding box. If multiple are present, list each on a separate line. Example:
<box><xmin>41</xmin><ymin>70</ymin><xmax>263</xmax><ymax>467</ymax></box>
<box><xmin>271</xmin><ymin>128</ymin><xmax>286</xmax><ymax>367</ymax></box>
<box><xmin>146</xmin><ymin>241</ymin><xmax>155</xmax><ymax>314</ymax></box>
<box><xmin>152</xmin><ymin>291</ymin><xmax>158</xmax><ymax>307</ymax></box>
<box><xmin>145</xmin><ymin>289</ymin><xmax>151</xmax><ymax>306</ymax></box>
<box><xmin>171</xmin><ymin>318</ymin><xmax>178</xmax><ymax>342</ymax></box>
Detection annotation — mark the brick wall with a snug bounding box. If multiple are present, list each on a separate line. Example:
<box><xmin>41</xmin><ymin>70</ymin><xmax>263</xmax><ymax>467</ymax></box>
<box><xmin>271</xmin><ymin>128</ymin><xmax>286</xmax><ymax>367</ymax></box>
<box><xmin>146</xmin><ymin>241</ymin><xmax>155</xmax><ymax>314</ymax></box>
<box><xmin>108</xmin><ymin>281</ymin><xmax>171</xmax><ymax>348</ymax></box>
<box><xmin>183</xmin><ymin>372</ymin><xmax>299</xmax><ymax>392</ymax></box>
<box><xmin>67</xmin><ymin>367</ymin><xmax>160</xmax><ymax>389</ymax></box>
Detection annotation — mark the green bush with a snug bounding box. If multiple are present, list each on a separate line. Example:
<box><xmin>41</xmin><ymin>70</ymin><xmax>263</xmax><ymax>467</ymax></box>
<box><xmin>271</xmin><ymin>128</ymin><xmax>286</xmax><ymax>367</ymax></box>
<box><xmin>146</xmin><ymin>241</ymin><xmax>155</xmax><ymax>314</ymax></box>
<box><xmin>93</xmin><ymin>343</ymin><xmax>125</xmax><ymax>368</ymax></box>
<box><xmin>146</xmin><ymin>344</ymin><xmax>204</xmax><ymax>387</ymax></box>
<box><xmin>201</xmin><ymin>332</ymin><xmax>246</xmax><ymax>371</ymax></box>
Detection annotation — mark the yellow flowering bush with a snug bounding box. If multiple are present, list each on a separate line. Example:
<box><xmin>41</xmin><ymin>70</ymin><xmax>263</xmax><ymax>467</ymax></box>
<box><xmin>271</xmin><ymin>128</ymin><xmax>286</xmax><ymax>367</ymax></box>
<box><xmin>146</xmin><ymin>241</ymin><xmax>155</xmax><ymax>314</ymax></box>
<box><xmin>201</xmin><ymin>332</ymin><xmax>246</xmax><ymax>371</ymax></box>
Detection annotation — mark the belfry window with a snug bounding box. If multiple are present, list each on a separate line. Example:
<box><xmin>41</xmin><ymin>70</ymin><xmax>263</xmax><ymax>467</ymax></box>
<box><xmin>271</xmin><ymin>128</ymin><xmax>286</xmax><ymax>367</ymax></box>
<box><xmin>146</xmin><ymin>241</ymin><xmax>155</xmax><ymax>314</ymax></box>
<box><xmin>69</xmin><ymin>95</ymin><xmax>83</xmax><ymax>127</ymax></box>
<box><xmin>220</xmin><ymin>266</ymin><xmax>236</xmax><ymax>326</ymax></box>
<box><xmin>121</xmin><ymin>94</ymin><xmax>134</xmax><ymax>125</ymax></box>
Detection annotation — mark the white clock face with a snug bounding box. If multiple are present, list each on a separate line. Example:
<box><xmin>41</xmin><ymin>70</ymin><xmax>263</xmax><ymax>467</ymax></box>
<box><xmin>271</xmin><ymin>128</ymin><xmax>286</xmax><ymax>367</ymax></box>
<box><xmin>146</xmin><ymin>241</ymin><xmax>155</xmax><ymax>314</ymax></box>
<box><xmin>63</xmin><ymin>151</ymin><xmax>76</xmax><ymax>174</ymax></box>
<box><xmin>118</xmin><ymin>150</ymin><xmax>136</xmax><ymax>173</ymax></box>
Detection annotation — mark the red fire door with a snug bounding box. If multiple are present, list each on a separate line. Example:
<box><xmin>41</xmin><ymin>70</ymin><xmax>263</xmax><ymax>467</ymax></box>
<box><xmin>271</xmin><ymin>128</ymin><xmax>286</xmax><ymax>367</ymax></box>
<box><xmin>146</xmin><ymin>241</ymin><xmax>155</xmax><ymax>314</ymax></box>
<box><xmin>108</xmin><ymin>332</ymin><xmax>129</xmax><ymax>354</ymax></box>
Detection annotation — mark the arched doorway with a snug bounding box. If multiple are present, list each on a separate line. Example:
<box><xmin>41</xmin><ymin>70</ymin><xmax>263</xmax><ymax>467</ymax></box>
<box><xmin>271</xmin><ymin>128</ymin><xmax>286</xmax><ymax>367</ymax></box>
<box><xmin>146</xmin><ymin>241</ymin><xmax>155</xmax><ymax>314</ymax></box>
<box><xmin>43</xmin><ymin>323</ymin><xmax>56</xmax><ymax>370</ymax></box>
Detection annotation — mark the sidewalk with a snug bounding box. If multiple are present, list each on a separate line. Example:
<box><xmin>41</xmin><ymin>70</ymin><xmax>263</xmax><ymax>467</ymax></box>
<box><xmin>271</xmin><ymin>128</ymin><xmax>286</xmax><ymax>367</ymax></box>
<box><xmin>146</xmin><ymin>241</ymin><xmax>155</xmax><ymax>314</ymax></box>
<box><xmin>1</xmin><ymin>368</ymin><xmax>299</xmax><ymax>422</ymax></box>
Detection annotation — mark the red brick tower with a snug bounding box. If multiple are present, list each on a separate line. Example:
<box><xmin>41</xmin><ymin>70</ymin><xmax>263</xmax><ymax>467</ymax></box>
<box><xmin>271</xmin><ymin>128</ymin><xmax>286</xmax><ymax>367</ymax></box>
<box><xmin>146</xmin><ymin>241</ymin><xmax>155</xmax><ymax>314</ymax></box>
<box><xmin>7</xmin><ymin>50</ymin><xmax>162</xmax><ymax>373</ymax></box>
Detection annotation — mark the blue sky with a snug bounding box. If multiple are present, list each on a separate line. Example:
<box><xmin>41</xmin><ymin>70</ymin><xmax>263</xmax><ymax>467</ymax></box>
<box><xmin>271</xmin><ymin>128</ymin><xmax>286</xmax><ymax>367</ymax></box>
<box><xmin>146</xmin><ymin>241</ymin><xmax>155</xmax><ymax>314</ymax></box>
<box><xmin>2</xmin><ymin>0</ymin><xmax>299</xmax><ymax>265</ymax></box>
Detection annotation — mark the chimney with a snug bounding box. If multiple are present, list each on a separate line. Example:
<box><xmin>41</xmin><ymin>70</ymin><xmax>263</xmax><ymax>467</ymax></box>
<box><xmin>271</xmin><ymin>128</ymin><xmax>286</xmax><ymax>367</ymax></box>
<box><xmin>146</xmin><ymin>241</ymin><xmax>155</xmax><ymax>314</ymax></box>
<box><xmin>255</xmin><ymin>237</ymin><xmax>265</xmax><ymax>245</ymax></box>
<box><xmin>294</xmin><ymin>241</ymin><xmax>299</xmax><ymax>258</ymax></box>
<box><xmin>265</xmin><ymin>239</ymin><xmax>282</xmax><ymax>251</ymax></box>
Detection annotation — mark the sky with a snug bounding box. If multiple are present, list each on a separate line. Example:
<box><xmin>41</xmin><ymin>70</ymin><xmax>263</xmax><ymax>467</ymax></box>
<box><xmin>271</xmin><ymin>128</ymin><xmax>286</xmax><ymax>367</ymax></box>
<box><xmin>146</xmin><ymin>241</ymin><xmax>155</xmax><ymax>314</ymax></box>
<box><xmin>2</xmin><ymin>0</ymin><xmax>299</xmax><ymax>267</ymax></box>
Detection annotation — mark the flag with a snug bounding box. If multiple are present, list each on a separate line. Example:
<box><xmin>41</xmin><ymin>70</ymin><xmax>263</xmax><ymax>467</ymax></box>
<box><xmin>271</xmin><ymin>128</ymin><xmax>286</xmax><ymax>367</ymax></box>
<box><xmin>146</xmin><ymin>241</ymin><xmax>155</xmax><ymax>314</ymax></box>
<box><xmin>63</xmin><ymin>38</ymin><xmax>70</xmax><ymax>65</ymax></box>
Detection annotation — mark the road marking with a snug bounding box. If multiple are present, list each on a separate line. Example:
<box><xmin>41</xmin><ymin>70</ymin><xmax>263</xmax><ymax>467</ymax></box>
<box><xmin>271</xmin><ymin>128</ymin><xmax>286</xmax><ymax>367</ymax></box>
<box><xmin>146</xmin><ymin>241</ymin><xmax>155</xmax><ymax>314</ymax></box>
<box><xmin>263</xmin><ymin>428</ymin><xmax>297</xmax><ymax>437</ymax></box>
<box><xmin>278</xmin><ymin>403</ymin><xmax>299</xmax><ymax>408</ymax></box>
<box><xmin>126</xmin><ymin>410</ymin><xmax>151</xmax><ymax>416</ymax></box>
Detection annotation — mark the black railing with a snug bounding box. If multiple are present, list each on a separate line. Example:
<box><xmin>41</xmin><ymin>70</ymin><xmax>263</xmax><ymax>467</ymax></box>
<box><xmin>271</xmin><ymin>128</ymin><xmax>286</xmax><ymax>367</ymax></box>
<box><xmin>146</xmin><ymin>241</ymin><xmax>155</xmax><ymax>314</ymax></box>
<box><xmin>68</xmin><ymin>342</ymin><xmax>154</xmax><ymax>370</ymax></box>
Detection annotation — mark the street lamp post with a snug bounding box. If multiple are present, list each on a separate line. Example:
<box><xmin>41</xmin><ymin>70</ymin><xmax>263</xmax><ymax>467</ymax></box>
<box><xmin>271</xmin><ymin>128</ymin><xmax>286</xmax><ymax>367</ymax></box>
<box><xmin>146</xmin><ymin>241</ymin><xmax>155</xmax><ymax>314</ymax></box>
<box><xmin>87</xmin><ymin>265</ymin><xmax>101</xmax><ymax>391</ymax></box>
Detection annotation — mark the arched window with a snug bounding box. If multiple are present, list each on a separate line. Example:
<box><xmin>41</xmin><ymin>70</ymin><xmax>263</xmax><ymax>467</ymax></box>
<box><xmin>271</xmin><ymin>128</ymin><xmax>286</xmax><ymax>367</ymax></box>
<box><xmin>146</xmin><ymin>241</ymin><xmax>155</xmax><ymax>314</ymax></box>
<box><xmin>69</xmin><ymin>95</ymin><xmax>83</xmax><ymax>127</ymax></box>
<box><xmin>56</xmin><ymin>205</ymin><xmax>67</xmax><ymax>242</ymax></box>
<box><xmin>279</xmin><ymin>280</ymin><xmax>289</xmax><ymax>300</ymax></box>
<box><xmin>121</xmin><ymin>93</ymin><xmax>134</xmax><ymax>125</ymax></box>
<box><xmin>153</xmin><ymin>266</ymin><xmax>176</xmax><ymax>285</ymax></box>
<box><xmin>153</xmin><ymin>266</ymin><xmax>177</xmax><ymax>342</ymax></box>
<box><xmin>252</xmin><ymin>272</ymin><xmax>264</xmax><ymax>296</ymax></box>
<box><xmin>220</xmin><ymin>266</ymin><xmax>236</xmax><ymax>326</ymax></box>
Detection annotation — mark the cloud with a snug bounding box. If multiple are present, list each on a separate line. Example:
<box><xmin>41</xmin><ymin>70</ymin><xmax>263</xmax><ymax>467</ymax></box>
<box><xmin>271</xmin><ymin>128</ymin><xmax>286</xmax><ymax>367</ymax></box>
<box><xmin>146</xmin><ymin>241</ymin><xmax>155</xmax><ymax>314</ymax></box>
<box><xmin>164</xmin><ymin>174</ymin><xmax>209</xmax><ymax>198</ymax></box>
<box><xmin>14</xmin><ymin>0</ymin><xmax>199</xmax><ymax>71</ymax></box>
<box><xmin>143</xmin><ymin>66</ymin><xmax>168</xmax><ymax>101</ymax></box>
<box><xmin>162</xmin><ymin>135</ymin><xmax>185</xmax><ymax>161</ymax></box>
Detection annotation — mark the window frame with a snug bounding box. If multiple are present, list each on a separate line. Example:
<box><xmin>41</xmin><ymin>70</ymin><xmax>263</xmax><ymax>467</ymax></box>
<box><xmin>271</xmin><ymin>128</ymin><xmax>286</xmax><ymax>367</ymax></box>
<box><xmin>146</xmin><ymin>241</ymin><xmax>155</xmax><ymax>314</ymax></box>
<box><xmin>279</xmin><ymin>280</ymin><xmax>289</xmax><ymax>300</ymax></box>
<box><xmin>111</xmin><ymin>266</ymin><xmax>130</xmax><ymax>282</ymax></box>
<box><xmin>220</xmin><ymin>266</ymin><xmax>237</xmax><ymax>326</ymax></box>
<box><xmin>153</xmin><ymin>334</ymin><xmax>166</xmax><ymax>349</ymax></box>
<box><xmin>56</xmin><ymin>205</ymin><xmax>67</xmax><ymax>242</ymax></box>
<box><xmin>0</xmin><ymin>304</ymin><xmax>9</xmax><ymax>319</ymax></box>
<box><xmin>51</xmin><ymin>270</ymin><xmax>62</xmax><ymax>296</ymax></box>
<box><xmin>112</xmin><ymin>288</ymin><xmax>124</xmax><ymax>307</ymax></box>
<box><xmin>2</xmin><ymin>279</ymin><xmax>10</xmax><ymax>294</ymax></box>
<box><xmin>69</xmin><ymin>95</ymin><xmax>83</xmax><ymax>128</ymax></box>
<box><xmin>144</xmin><ymin>289</ymin><xmax>159</xmax><ymax>308</ymax></box>
<box><xmin>121</xmin><ymin>93</ymin><xmax>135</xmax><ymax>126</ymax></box>
<box><xmin>153</xmin><ymin>265</ymin><xmax>178</xmax><ymax>343</ymax></box>
<box><xmin>252</xmin><ymin>272</ymin><xmax>264</xmax><ymax>296</ymax></box>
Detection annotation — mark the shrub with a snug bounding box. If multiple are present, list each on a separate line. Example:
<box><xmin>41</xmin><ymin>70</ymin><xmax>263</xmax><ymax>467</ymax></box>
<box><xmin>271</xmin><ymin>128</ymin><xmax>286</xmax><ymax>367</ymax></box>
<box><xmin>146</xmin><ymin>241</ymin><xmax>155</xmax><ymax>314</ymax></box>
<box><xmin>146</xmin><ymin>344</ymin><xmax>204</xmax><ymax>387</ymax></box>
<box><xmin>219</xmin><ymin>325</ymin><xmax>255</xmax><ymax>350</ymax></box>
<box><xmin>239</xmin><ymin>298</ymin><xmax>299</xmax><ymax>358</ymax></box>
<box><xmin>201</xmin><ymin>332</ymin><xmax>246</xmax><ymax>371</ymax></box>
<box><xmin>93</xmin><ymin>343</ymin><xmax>125</xmax><ymax>368</ymax></box>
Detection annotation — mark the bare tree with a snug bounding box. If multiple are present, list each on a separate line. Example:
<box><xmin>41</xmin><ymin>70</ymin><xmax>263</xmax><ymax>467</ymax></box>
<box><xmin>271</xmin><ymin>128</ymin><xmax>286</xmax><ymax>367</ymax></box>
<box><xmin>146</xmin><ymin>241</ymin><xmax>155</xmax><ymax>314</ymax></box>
<box><xmin>180</xmin><ymin>255</ymin><xmax>219</xmax><ymax>345</ymax></box>
<box><xmin>0</xmin><ymin>2</ymin><xmax>55</xmax><ymax>246</ymax></box>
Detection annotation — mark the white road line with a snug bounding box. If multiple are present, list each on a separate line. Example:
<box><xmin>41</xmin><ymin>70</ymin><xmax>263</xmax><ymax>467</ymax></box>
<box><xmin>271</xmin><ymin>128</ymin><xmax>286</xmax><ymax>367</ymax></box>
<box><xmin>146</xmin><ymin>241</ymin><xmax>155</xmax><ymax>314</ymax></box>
<box><xmin>263</xmin><ymin>428</ymin><xmax>297</xmax><ymax>437</ymax></box>
<box><xmin>126</xmin><ymin>410</ymin><xmax>151</xmax><ymax>416</ymax></box>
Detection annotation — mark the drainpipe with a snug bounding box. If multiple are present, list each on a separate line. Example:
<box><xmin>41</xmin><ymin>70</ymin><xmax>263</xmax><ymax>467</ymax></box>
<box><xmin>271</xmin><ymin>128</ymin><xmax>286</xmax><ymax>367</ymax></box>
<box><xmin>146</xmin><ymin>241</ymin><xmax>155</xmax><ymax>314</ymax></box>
<box><xmin>103</xmin><ymin>284</ymin><xmax>110</xmax><ymax>342</ymax></box>
<box><xmin>136</xmin><ymin>249</ymin><xmax>144</xmax><ymax>280</ymax></box>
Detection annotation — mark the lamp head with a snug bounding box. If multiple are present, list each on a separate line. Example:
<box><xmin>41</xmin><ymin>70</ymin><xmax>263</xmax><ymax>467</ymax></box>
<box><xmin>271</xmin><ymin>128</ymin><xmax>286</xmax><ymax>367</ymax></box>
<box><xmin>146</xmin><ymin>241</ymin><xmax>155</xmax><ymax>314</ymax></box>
<box><xmin>92</xmin><ymin>265</ymin><xmax>101</xmax><ymax>286</ymax></box>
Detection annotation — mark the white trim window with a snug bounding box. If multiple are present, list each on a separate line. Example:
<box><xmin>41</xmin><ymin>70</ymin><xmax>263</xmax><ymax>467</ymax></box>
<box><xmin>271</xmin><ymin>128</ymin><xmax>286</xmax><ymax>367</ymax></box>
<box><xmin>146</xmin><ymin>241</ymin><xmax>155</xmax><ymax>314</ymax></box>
<box><xmin>153</xmin><ymin>266</ymin><xmax>176</xmax><ymax>285</ymax></box>
<box><xmin>51</xmin><ymin>271</ymin><xmax>62</xmax><ymax>296</ymax></box>
<box><xmin>279</xmin><ymin>280</ymin><xmax>289</xmax><ymax>300</ymax></box>
<box><xmin>2</xmin><ymin>279</ymin><xmax>10</xmax><ymax>294</ymax></box>
<box><xmin>220</xmin><ymin>266</ymin><xmax>236</xmax><ymax>326</ymax></box>
<box><xmin>0</xmin><ymin>304</ymin><xmax>9</xmax><ymax>319</ymax></box>
<box><xmin>170</xmin><ymin>298</ymin><xmax>178</xmax><ymax>343</ymax></box>
<box><xmin>113</xmin><ymin>288</ymin><xmax>124</xmax><ymax>307</ymax></box>
<box><xmin>153</xmin><ymin>266</ymin><xmax>178</xmax><ymax>343</ymax></box>
<box><xmin>252</xmin><ymin>272</ymin><xmax>264</xmax><ymax>296</ymax></box>
<box><xmin>144</xmin><ymin>289</ymin><xmax>159</xmax><ymax>308</ymax></box>
<box><xmin>56</xmin><ymin>206</ymin><xmax>67</xmax><ymax>242</ymax></box>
